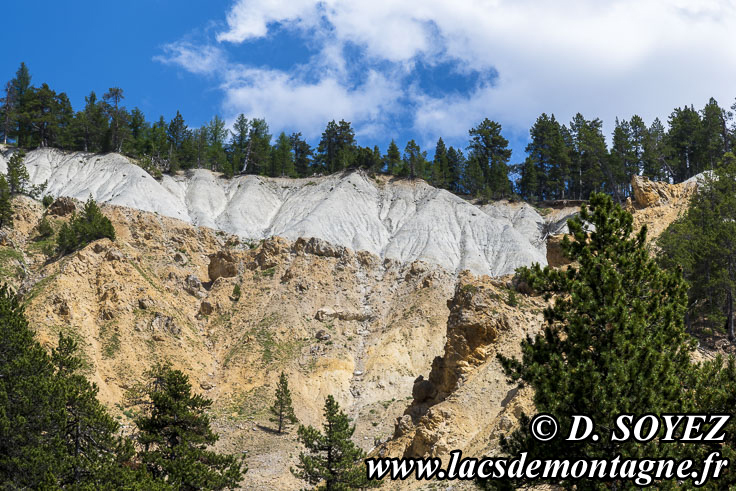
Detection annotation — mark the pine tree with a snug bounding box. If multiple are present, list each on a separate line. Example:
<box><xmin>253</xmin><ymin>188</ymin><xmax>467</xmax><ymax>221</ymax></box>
<box><xmin>10</xmin><ymin>62</ymin><xmax>32</xmax><ymax>147</ymax></box>
<box><xmin>658</xmin><ymin>152</ymin><xmax>736</xmax><ymax>338</ymax></box>
<box><xmin>54</xmin><ymin>92</ymin><xmax>75</xmax><ymax>149</ymax></box>
<box><xmin>353</xmin><ymin>146</ymin><xmax>381</xmax><ymax>173</ymax></box>
<box><xmin>269</xmin><ymin>372</ymin><xmax>298</xmax><ymax>433</ymax></box>
<box><xmin>385</xmin><ymin>140</ymin><xmax>401</xmax><ymax>175</ymax></box>
<box><xmin>0</xmin><ymin>81</ymin><xmax>16</xmax><ymax>145</ymax></box>
<box><xmin>290</xmin><ymin>132</ymin><xmax>313</xmax><ymax>177</ymax></box>
<box><xmin>667</xmin><ymin>105</ymin><xmax>703</xmax><ymax>181</ymax></box>
<box><xmin>0</xmin><ymin>175</ymin><xmax>12</xmax><ymax>229</ymax></box>
<box><xmin>446</xmin><ymin>146</ymin><xmax>465</xmax><ymax>193</ymax></box>
<box><xmin>403</xmin><ymin>139</ymin><xmax>426</xmax><ymax>179</ymax></box>
<box><xmin>229</xmin><ymin>114</ymin><xmax>249</xmax><ymax>174</ymax></box>
<box><xmin>167</xmin><ymin>111</ymin><xmax>188</xmax><ymax>172</ymax></box>
<box><xmin>432</xmin><ymin>137</ymin><xmax>449</xmax><ymax>188</ymax></box>
<box><xmin>292</xmin><ymin>395</ymin><xmax>377</xmax><ymax>490</ymax></box>
<box><xmin>482</xmin><ymin>193</ymin><xmax>697</xmax><ymax>489</ymax></box>
<box><xmin>525</xmin><ymin>113</ymin><xmax>570</xmax><ymax>200</ymax></box>
<box><xmin>51</xmin><ymin>333</ymin><xmax>161</xmax><ymax>488</ymax></box>
<box><xmin>56</xmin><ymin>196</ymin><xmax>115</xmax><ymax>254</ymax></box>
<box><xmin>642</xmin><ymin>117</ymin><xmax>670</xmax><ymax>180</ymax></box>
<box><xmin>73</xmin><ymin>91</ymin><xmax>109</xmax><ymax>153</ymax></box>
<box><xmin>103</xmin><ymin>87</ymin><xmax>129</xmax><ymax>152</ymax></box>
<box><xmin>629</xmin><ymin>114</ymin><xmax>648</xmax><ymax>177</ymax></box>
<box><xmin>568</xmin><ymin>114</ymin><xmax>607</xmax><ymax>199</ymax></box>
<box><xmin>0</xmin><ymin>282</ymin><xmax>72</xmax><ymax>487</ymax></box>
<box><xmin>699</xmin><ymin>98</ymin><xmax>730</xmax><ymax>168</ymax></box>
<box><xmin>517</xmin><ymin>156</ymin><xmax>539</xmax><ymax>201</ymax></box>
<box><xmin>245</xmin><ymin>118</ymin><xmax>271</xmax><ymax>175</ymax></box>
<box><xmin>462</xmin><ymin>156</ymin><xmax>485</xmax><ymax>197</ymax></box>
<box><xmin>467</xmin><ymin>118</ymin><xmax>512</xmax><ymax>199</ymax></box>
<box><xmin>270</xmin><ymin>132</ymin><xmax>294</xmax><ymax>177</ymax></box>
<box><xmin>6</xmin><ymin>150</ymin><xmax>30</xmax><ymax>195</ymax></box>
<box><xmin>316</xmin><ymin>120</ymin><xmax>356</xmax><ymax>173</ymax></box>
<box><xmin>133</xmin><ymin>364</ymin><xmax>246</xmax><ymax>489</ymax></box>
<box><xmin>125</xmin><ymin>107</ymin><xmax>150</xmax><ymax>157</ymax></box>
<box><xmin>0</xmin><ymin>285</ymin><xmax>160</xmax><ymax>488</ymax></box>
<box><xmin>609</xmin><ymin>117</ymin><xmax>634</xmax><ymax>197</ymax></box>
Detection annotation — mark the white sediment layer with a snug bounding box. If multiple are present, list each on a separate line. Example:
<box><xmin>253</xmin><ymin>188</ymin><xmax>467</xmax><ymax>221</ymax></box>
<box><xmin>1</xmin><ymin>148</ymin><xmax>570</xmax><ymax>276</ymax></box>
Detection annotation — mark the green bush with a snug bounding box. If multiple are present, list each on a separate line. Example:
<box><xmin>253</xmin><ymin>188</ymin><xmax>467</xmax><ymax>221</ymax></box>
<box><xmin>232</xmin><ymin>283</ymin><xmax>241</xmax><ymax>301</ymax></box>
<box><xmin>56</xmin><ymin>197</ymin><xmax>115</xmax><ymax>254</ymax></box>
<box><xmin>506</xmin><ymin>290</ymin><xmax>518</xmax><ymax>307</ymax></box>
<box><xmin>37</xmin><ymin>216</ymin><xmax>54</xmax><ymax>238</ymax></box>
<box><xmin>42</xmin><ymin>195</ymin><xmax>54</xmax><ymax>208</ymax></box>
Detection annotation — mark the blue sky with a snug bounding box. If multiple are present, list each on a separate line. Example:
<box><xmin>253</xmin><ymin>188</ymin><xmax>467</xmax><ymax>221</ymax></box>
<box><xmin>3</xmin><ymin>1</ymin><xmax>736</xmax><ymax>162</ymax></box>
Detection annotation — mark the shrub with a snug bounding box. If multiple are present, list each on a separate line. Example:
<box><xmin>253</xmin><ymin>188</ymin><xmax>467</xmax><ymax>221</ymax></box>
<box><xmin>42</xmin><ymin>195</ymin><xmax>54</xmax><ymax>208</ymax></box>
<box><xmin>232</xmin><ymin>284</ymin><xmax>241</xmax><ymax>301</ymax></box>
<box><xmin>37</xmin><ymin>216</ymin><xmax>54</xmax><ymax>238</ymax></box>
<box><xmin>56</xmin><ymin>197</ymin><xmax>115</xmax><ymax>254</ymax></box>
<box><xmin>506</xmin><ymin>290</ymin><xmax>518</xmax><ymax>307</ymax></box>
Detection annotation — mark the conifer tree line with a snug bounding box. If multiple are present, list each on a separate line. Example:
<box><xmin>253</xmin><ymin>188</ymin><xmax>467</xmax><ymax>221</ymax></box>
<box><xmin>2</xmin><ymin>62</ymin><xmax>735</xmax><ymax>201</ymax></box>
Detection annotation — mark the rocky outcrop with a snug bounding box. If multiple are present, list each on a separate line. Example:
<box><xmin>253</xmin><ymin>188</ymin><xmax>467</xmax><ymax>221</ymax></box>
<box><xmin>293</xmin><ymin>237</ymin><xmax>345</xmax><ymax>258</ymax></box>
<box><xmin>253</xmin><ymin>236</ymin><xmax>289</xmax><ymax>268</ymax></box>
<box><xmin>47</xmin><ymin>196</ymin><xmax>77</xmax><ymax>216</ymax></box>
<box><xmin>208</xmin><ymin>251</ymin><xmax>238</xmax><ymax>281</ymax></box>
<box><xmin>400</xmin><ymin>273</ymin><xmax>511</xmax><ymax>413</ymax></box>
<box><xmin>184</xmin><ymin>274</ymin><xmax>203</xmax><ymax>297</ymax></box>
<box><xmin>632</xmin><ymin>175</ymin><xmax>677</xmax><ymax>207</ymax></box>
<box><xmin>630</xmin><ymin>174</ymin><xmax>701</xmax><ymax>241</ymax></box>
<box><xmin>150</xmin><ymin>313</ymin><xmax>181</xmax><ymax>338</ymax></box>
<box><xmin>382</xmin><ymin>273</ymin><xmax>544</xmax><ymax>460</ymax></box>
<box><xmin>631</xmin><ymin>174</ymin><xmax>700</xmax><ymax>208</ymax></box>
<box><xmin>427</xmin><ymin>277</ymin><xmax>511</xmax><ymax>398</ymax></box>
<box><xmin>315</xmin><ymin>307</ymin><xmax>372</xmax><ymax>322</ymax></box>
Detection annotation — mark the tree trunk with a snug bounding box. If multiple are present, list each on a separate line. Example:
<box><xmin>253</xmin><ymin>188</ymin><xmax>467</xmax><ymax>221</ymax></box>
<box><xmin>241</xmin><ymin>139</ymin><xmax>252</xmax><ymax>174</ymax></box>
<box><xmin>728</xmin><ymin>288</ymin><xmax>734</xmax><ymax>342</ymax></box>
<box><xmin>74</xmin><ymin>420</ymin><xmax>81</xmax><ymax>483</ymax></box>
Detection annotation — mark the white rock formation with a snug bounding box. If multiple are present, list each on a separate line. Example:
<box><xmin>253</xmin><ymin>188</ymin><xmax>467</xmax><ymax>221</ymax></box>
<box><xmin>0</xmin><ymin>148</ymin><xmax>570</xmax><ymax>276</ymax></box>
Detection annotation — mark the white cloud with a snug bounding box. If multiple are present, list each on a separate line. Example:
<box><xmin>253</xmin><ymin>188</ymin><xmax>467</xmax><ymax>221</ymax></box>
<box><xmin>161</xmin><ymin>0</ymin><xmax>736</xmax><ymax>146</ymax></box>
<box><xmin>220</xmin><ymin>66</ymin><xmax>404</xmax><ymax>139</ymax></box>
<box><xmin>154</xmin><ymin>42</ymin><xmax>225</xmax><ymax>75</ymax></box>
<box><xmin>216</xmin><ymin>0</ymin><xmax>320</xmax><ymax>43</ymax></box>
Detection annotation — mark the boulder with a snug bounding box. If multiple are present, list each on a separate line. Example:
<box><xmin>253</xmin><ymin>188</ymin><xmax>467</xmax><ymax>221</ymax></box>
<box><xmin>105</xmin><ymin>248</ymin><xmax>124</xmax><ymax>261</ymax></box>
<box><xmin>184</xmin><ymin>274</ymin><xmax>203</xmax><ymax>297</ymax></box>
<box><xmin>173</xmin><ymin>252</ymin><xmax>187</xmax><ymax>265</ymax></box>
<box><xmin>150</xmin><ymin>313</ymin><xmax>181</xmax><ymax>337</ymax></box>
<box><xmin>47</xmin><ymin>196</ymin><xmax>76</xmax><ymax>216</ymax></box>
<box><xmin>315</xmin><ymin>307</ymin><xmax>336</xmax><ymax>321</ymax></box>
<box><xmin>253</xmin><ymin>237</ymin><xmax>289</xmax><ymax>268</ymax></box>
<box><xmin>199</xmin><ymin>301</ymin><xmax>214</xmax><ymax>316</ymax></box>
<box><xmin>293</xmin><ymin>237</ymin><xmax>345</xmax><ymax>258</ymax></box>
<box><xmin>208</xmin><ymin>251</ymin><xmax>237</xmax><ymax>281</ymax></box>
<box><xmin>138</xmin><ymin>297</ymin><xmax>154</xmax><ymax>310</ymax></box>
<box><xmin>315</xmin><ymin>329</ymin><xmax>331</xmax><ymax>341</ymax></box>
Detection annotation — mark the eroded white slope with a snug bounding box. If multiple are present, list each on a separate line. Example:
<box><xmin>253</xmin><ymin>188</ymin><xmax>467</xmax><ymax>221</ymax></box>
<box><xmin>2</xmin><ymin>148</ymin><xmax>553</xmax><ymax>276</ymax></box>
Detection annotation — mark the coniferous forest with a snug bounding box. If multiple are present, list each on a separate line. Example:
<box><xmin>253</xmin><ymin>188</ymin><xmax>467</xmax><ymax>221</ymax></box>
<box><xmin>2</xmin><ymin>62</ymin><xmax>734</xmax><ymax>202</ymax></box>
